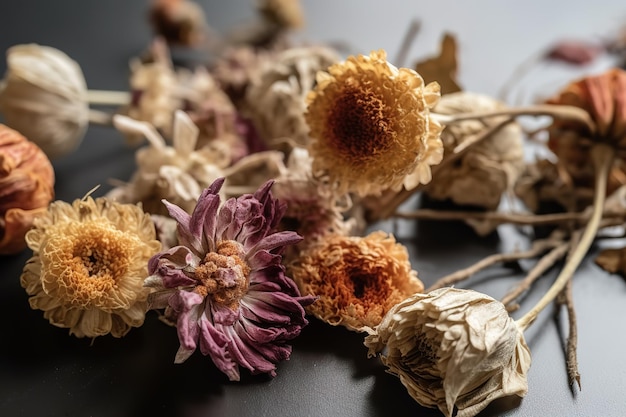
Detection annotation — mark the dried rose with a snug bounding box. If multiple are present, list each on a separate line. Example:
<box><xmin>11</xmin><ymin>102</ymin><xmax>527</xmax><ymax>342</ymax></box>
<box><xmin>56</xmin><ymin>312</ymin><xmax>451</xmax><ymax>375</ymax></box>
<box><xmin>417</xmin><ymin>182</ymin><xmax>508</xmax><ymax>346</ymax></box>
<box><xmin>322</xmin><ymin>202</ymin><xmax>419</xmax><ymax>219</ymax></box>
<box><xmin>426</xmin><ymin>92</ymin><xmax>525</xmax><ymax>210</ymax></box>
<box><xmin>144</xmin><ymin>178</ymin><xmax>315</xmax><ymax>381</ymax></box>
<box><xmin>20</xmin><ymin>196</ymin><xmax>161</xmax><ymax>338</ymax></box>
<box><xmin>291</xmin><ymin>231</ymin><xmax>423</xmax><ymax>331</ymax></box>
<box><xmin>0</xmin><ymin>44</ymin><xmax>89</xmax><ymax>158</ymax></box>
<box><xmin>365</xmin><ymin>288</ymin><xmax>531</xmax><ymax>417</ymax></box>
<box><xmin>305</xmin><ymin>49</ymin><xmax>443</xmax><ymax>196</ymax></box>
<box><xmin>545</xmin><ymin>68</ymin><xmax>626</xmax><ymax>178</ymax></box>
<box><xmin>0</xmin><ymin>124</ymin><xmax>55</xmax><ymax>255</ymax></box>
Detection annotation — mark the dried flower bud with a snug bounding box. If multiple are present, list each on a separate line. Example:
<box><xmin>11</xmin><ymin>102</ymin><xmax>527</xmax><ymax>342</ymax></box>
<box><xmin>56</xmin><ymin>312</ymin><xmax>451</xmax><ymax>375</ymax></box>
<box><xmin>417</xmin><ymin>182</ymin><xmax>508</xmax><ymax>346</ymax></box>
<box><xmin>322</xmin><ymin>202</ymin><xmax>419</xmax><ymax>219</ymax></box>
<box><xmin>427</xmin><ymin>92</ymin><xmax>525</xmax><ymax>210</ymax></box>
<box><xmin>149</xmin><ymin>0</ymin><xmax>208</xmax><ymax>47</ymax></box>
<box><xmin>258</xmin><ymin>0</ymin><xmax>305</xmax><ymax>30</ymax></box>
<box><xmin>0</xmin><ymin>44</ymin><xmax>89</xmax><ymax>158</ymax></box>
<box><xmin>365</xmin><ymin>288</ymin><xmax>531</xmax><ymax>417</ymax></box>
<box><xmin>545</xmin><ymin>68</ymin><xmax>626</xmax><ymax>179</ymax></box>
<box><xmin>545</xmin><ymin>40</ymin><xmax>603</xmax><ymax>65</ymax></box>
<box><xmin>0</xmin><ymin>124</ymin><xmax>55</xmax><ymax>255</ymax></box>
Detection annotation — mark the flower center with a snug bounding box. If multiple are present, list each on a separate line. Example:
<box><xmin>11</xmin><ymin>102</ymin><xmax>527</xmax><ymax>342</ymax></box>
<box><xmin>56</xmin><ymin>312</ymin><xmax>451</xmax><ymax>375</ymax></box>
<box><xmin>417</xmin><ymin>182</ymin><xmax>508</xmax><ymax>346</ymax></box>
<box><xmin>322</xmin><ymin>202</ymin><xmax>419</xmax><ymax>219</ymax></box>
<box><xmin>41</xmin><ymin>221</ymin><xmax>135</xmax><ymax>309</ymax></box>
<box><xmin>194</xmin><ymin>240</ymin><xmax>251</xmax><ymax>310</ymax></box>
<box><xmin>326</xmin><ymin>83</ymin><xmax>392</xmax><ymax>160</ymax></box>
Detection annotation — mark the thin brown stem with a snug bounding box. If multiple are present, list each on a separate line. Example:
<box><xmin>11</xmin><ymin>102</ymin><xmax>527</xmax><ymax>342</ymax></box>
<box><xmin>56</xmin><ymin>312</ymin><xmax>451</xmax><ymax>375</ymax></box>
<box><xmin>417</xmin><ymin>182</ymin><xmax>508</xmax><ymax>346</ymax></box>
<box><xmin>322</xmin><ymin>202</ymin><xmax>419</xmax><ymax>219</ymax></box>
<box><xmin>393</xmin><ymin>209</ymin><xmax>596</xmax><ymax>227</ymax></box>
<box><xmin>431</xmin><ymin>104</ymin><xmax>595</xmax><ymax>133</ymax></box>
<box><xmin>556</xmin><ymin>279</ymin><xmax>581</xmax><ymax>390</ymax></box>
<box><xmin>426</xmin><ymin>236</ymin><xmax>562</xmax><ymax>292</ymax></box>
<box><xmin>502</xmin><ymin>241</ymin><xmax>571</xmax><ymax>311</ymax></box>
<box><xmin>517</xmin><ymin>143</ymin><xmax>615</xmax><ymax>330</ymax></box>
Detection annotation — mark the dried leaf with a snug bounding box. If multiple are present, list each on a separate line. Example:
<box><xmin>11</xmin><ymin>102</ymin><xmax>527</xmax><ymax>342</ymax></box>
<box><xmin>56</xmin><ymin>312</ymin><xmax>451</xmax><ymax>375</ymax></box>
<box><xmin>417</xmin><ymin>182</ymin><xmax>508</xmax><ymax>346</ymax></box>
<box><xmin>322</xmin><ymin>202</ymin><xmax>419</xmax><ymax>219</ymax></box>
<box><xmin>595</xmin><ymin>247</ymin><xmax>626</xmax><ymax>276</ymax></box>
<box><xmin>414</xmin><ymin>33</ymin><xmax>462</xmax><ymax>95</ymax></box>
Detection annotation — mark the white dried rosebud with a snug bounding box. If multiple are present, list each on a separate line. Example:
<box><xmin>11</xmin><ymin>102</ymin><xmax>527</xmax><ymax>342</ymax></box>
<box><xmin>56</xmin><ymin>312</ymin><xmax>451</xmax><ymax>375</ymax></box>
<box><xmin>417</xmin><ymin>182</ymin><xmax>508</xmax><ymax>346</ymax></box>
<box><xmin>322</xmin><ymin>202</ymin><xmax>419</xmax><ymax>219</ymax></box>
<box><xmin>365</xmin><ymin>287</ymin><xmax>531</xmax><ymax>417</ymax></box>
<box><xmin>0</xmin><ymin>44</ymin><xmax>89</xmax><ymax>158</ymax></box>
<box><xmin>427</xmin><ymin>92</ymin><xmax>525</xmax><ymax>210</ymax></box>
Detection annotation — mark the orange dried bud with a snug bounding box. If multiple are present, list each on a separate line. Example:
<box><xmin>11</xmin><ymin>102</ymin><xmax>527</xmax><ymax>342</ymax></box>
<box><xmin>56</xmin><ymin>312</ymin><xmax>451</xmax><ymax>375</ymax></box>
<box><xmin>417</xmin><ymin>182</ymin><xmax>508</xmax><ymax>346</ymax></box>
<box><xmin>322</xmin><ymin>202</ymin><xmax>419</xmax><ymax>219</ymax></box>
<box><xmin>0</xmin><ymin>124</ymin><xmax>55</xmax><ymax>255</ymax></box>
<box><xmin>546</xmin><ymin>68</ymin><xmax>626</xmax><ymax>183</ymax></box>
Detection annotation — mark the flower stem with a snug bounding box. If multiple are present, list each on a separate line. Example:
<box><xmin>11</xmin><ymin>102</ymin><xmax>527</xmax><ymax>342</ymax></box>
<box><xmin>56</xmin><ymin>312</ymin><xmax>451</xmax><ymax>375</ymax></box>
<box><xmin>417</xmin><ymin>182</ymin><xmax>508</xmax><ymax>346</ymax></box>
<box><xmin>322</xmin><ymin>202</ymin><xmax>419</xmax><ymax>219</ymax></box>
<box><xmin>87</xmin><ymin>89</ymin><xmax>131</xmax><ymax>106</ymax></box>
<box><xmin>516</xmin><ymin>143</ymin><xmax>614</xmax><ymax>331</ymax></box>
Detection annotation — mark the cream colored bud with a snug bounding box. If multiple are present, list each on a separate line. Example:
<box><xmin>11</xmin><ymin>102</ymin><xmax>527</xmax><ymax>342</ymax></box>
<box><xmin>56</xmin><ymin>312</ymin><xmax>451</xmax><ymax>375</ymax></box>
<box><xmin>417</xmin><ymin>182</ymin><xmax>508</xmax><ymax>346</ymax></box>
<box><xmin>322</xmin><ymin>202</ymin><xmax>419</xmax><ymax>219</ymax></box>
<box><xmin>365</xmin><ymin>287</ymin><xmax>531</xmax><ymax>417</ymax></box>
<box><xmin>0</xmin><ymin>44</ymin><xmax>89</xmax><ymax>158</ymax></box>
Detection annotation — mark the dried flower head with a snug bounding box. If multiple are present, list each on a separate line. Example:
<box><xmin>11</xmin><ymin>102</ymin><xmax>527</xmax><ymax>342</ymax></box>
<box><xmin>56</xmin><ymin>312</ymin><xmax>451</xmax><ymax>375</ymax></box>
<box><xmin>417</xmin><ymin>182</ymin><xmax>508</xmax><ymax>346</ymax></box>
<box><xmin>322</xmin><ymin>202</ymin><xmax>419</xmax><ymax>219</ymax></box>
<box><xmin>149</xmin><ymin>0</ymin><xmax>208</xmax><ymax>46</ymax></box>
<box><xmin>258</xmin><ymin>0</ymin><xmax>305</xmax><ymax>29</ymax></box>
<box><xmin>305</xmin><ymin>49</ymin><xmax>443</xmax><ymax>196</ymax></box>
<box><xmin>108</xmin><ymin>111</ymin><xmax>225</xmax><ymax>216</ymax></box>
<box><xmin>271</xmin><ymin>147</ymin><xmax>355</xmax><ymax>263</ymax></box>
<box><xmin>20</xmin><ymin>195</ymin><xmax>161</xmax><ymax>338</ymax></box>
<box><xmin>0</xmin><ymin>124</ymin><xmax>55</xmax><ymax>255</ymax></box>
<box><xmin>144</xmin><ymin>178</ymin><xmax>315</xmax><ymax>381</ymax></box>
<box><xmin>245</xmin><ymin>46</ymin><xmax>340</xmax><ymax>151</ymax></box>
<box><xmin>291</xmin><ymin>231</ymin><xmax>423</xmax><ymax>331</ymax></box>
<box><xmin>0</xmin><ymin>44</ymin><xmax>89</xmax><ymax>158</ymax></box>
<box><xmin>365</xmin><ymin>288</ymin><xmax>531</xmax><ymax>417</ymax></box>
<box><xmin>426</xmin><ymin>92</ymin><xmax>525</xmax><ymax>210</ymax></box>
<box><xmin>545</xmin><ymin>68</ymin><xmax>626</xmax><ymax>179</ymax></box>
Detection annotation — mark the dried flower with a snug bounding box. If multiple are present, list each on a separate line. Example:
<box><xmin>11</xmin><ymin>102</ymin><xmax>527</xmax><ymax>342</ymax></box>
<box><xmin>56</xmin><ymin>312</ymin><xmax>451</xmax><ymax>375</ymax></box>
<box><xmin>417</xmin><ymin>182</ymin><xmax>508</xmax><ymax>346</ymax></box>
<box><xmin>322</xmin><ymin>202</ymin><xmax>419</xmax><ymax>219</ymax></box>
<box><xmin>108</xmin><ymin>111</ymin><xmax>225</xmax><ymax>216</ymax></box>
<box><xmin>365</xmin><ymin>288</ymin><xmax>531</xmax><ymax>417</ymax></box>
<box><xmin>426</xmin><ymin>92</ymin><xmax>525</xmax><ymax>210</ymax></box>
<box><xmin>0</xmin><ymin>44</ymin><xmax>89</xmax><ymax>158</ymax></box>
<box><xmin>545</xmin><ymin>68</ymin><xmax>626</xmax><ymax>176</ymax></box>
<box><xmin>20</xmin><ymin>196</ymin><xmax>161</xmax><ymax>338</ymax></box>
<box><xmin>305</xmin><ymin>49</ymin><xmax>443</xmax><ymax>196</ymax></box>
<box><xmin>258</xmin><ymin>0</ymin><xmax>305</xmax><ymax>30</ymax></box>
<box><xmin>272</xmin><ymin>147</ymin><xmax>355</xmax><ymax>263</ymax></box>
<box><xmin>144</xmin><ymin>178</ymin><xmax>315</xmax><ymax>380</ymax></box>
<box><xmin>0</xmin><ymin>124</ymin><xmax>55</xmax><ymax>255</ymax></box>
<box><xmin>245</xmin><ymin>46</ymin><xmax>340</xmax><ymax>151</ymax></box>
<box><xmin>291</xmin><ymin>231</ymin><xmax>423</xmax><ymax>331</ymax></box>
<box><xmin>149</xmin><ymin>0</ymin><xmax>208</xmax><ymax>47</ymax></box>
<box><xmin>545</xmin><ymin>40</ymin><xmax>603</xmax><ymax>65</ymax></box>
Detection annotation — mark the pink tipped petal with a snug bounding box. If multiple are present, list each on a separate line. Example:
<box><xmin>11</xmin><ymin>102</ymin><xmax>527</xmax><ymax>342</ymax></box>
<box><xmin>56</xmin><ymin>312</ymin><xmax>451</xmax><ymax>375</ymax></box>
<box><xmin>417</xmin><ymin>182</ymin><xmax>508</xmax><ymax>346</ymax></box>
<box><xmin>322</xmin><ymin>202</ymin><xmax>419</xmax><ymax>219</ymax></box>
<box><xmin>172</xmin><ymin>292</ymin><xmax>204</xmax><ymax>351</ymax></box>
<box><xmin>250</xmin><ymin>231</ymin><xmax>303</xmax><ymax>255</ymax></box>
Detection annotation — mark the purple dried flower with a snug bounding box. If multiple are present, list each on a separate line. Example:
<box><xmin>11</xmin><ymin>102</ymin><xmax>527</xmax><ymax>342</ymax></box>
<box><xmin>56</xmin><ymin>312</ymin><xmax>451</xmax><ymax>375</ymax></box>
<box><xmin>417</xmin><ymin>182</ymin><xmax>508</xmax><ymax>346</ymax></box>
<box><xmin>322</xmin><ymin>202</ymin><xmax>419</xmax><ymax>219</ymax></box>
<box><xmin>145</xmin><ymin>177</ymin><xmax>315</xmax><ymax>381</ymax></box>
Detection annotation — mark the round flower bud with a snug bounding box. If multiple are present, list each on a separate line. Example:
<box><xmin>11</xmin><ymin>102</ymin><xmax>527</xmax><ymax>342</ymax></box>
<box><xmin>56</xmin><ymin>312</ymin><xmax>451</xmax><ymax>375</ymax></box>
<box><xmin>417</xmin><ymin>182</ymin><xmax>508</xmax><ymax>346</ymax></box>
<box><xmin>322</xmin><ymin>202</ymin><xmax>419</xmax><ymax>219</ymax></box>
<box><xmin>365</xmin><ymin>287</ymin><xmax>531</xmax><ymax>417</ymax></box>
<box><xmin>0</xmin><ymin>44</ymin><xmax>89</xmax><ymax>158</ymax></box>
<box><xmin>0</xmin><ymin>124</ymin><xmax>55</xmax><ymax>255</ymax></box>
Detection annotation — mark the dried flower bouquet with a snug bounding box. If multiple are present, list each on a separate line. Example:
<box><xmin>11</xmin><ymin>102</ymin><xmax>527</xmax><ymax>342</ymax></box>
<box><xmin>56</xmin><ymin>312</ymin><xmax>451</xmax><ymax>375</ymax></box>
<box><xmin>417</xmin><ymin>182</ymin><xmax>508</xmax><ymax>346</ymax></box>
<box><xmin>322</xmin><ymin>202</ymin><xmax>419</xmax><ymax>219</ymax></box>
<box><xmin>2</xmin><ymin>1</ymin><xmax>626</xmax><ymax>417</ymax></box>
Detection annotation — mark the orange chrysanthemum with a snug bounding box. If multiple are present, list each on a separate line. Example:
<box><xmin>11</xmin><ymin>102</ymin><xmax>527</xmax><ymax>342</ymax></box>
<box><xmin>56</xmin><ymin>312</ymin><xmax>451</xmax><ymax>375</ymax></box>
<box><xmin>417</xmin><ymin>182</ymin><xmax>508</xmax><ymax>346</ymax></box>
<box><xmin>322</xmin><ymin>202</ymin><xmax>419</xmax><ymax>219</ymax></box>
<box><xmin>290</xmin><ymin>231</ymin><xmax>424</xmax><ymax>331</ymax></box>
<box><xmin>20</xmin><ymin>196</ymin><xmax>161</xmax><ymax>338</ymax></box>
<box><xmin>305</xmin><ymin>49</ymin><xmax>443</xmax><ymax>196</ymax></box>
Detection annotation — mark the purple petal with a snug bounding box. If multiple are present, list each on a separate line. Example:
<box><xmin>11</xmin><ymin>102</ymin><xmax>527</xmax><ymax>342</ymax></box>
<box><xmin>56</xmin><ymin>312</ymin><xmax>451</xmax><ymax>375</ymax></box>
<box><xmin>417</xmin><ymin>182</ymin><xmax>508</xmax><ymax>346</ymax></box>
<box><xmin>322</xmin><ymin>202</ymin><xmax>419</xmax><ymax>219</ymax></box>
<box><xmin>198</xmin><ymin>316</ymin><xmax>240</xmax><ymax>381</ymax></box>
<box><xmin>189</xmin><ymin>179</ymin><xmax>224</xmax><ymax>253</ymax></box>
<box><xmin>249</xmin><ymin>231</ymin><xmax>302</xmax><ymax>255</ymax></box>
<box><xmin>170</xmin><ymin>291</ymin><xmax>204</xmax><ymax>351</ymax></box>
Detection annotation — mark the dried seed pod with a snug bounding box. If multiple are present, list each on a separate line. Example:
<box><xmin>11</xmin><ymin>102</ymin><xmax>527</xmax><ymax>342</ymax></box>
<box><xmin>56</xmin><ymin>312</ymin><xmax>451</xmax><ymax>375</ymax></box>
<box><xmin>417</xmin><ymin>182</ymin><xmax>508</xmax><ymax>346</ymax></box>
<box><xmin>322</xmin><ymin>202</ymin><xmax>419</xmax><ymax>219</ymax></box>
<box><xmin>0</xmin><ymin>124</ymin><xmax>55</xmax><ymax>255</ymax></box>
<box><xmin>0</xmin><ymin>44</ymin><xmax>89</xmax><ymax>158</ymax></box>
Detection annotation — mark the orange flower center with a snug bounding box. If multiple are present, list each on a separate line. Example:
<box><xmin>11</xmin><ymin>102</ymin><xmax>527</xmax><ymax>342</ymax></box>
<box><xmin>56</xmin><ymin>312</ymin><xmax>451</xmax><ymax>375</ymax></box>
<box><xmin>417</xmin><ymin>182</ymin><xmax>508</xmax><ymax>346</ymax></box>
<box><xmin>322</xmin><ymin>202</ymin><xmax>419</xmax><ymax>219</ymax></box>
<box><xmin>41</xmin><ymin>222</ymin><xmax>135</xmax><ymax>309</ymax></box>
<box><xmin>326</xmin><ymin>83</ymin><xmax>393</xmax><ymax>160</ymax></box>
<box><xmin>194</xmin><ymin>240</ymin><xmax>251</xmax><ymax>310</ymax></box>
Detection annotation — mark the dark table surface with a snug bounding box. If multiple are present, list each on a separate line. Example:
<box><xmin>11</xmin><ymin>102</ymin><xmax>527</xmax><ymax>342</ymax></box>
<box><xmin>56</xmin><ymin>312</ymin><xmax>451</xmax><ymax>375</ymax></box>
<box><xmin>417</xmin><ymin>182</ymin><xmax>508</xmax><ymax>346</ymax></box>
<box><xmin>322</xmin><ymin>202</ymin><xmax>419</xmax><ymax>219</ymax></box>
<box><xmin>1</xmin><ymin>1</ymin><xmax>626</xmax><ymax>416</ymax></box>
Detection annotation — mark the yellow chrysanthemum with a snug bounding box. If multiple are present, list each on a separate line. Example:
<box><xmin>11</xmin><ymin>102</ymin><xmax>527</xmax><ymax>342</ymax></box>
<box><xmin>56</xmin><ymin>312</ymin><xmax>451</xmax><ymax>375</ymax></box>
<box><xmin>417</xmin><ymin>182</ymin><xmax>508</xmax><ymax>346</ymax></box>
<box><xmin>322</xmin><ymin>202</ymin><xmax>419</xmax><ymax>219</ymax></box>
<box><xmin>305</xmin><ymin>49</ymin><xmax>443</xmax><ymax>196</ymax></box>
<box><xmin>20</xmin><ymin>196</ymin><xmax>161</xmax><ymax>338</ymax></box>
<box><xmin>290</xmin><ymin>231</ymin><xmax>424</xmax><ymax>331</ymax></box>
